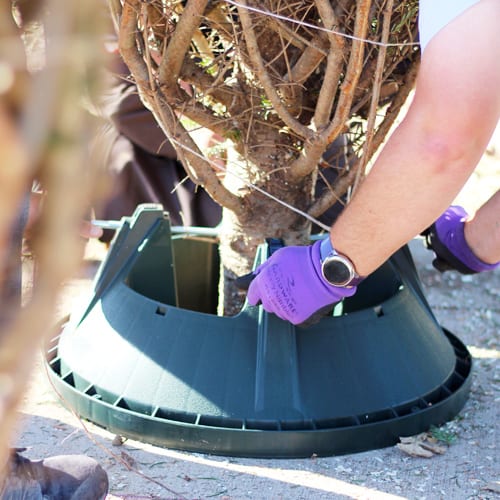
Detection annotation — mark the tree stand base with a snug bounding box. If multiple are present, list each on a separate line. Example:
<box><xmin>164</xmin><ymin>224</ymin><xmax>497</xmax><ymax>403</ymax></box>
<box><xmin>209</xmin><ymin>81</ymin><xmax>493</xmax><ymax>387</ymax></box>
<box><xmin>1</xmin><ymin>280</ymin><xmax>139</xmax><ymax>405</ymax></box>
<box><xmin>46</xmin><ymin>204</ymin><xmax>472</xmax><ymax>458</ymax></box>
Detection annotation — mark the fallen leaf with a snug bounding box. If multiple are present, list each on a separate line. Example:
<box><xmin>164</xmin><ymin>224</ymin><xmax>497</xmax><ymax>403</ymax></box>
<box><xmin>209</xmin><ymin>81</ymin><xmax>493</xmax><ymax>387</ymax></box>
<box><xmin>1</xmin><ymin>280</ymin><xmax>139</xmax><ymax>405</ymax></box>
<box><xmin>483</xmin><ymin>482</ymin><xmax>500</xmax><ymax>494</ymax></box>
<box><xmin>396</xmin><ymin>441</ymin><xmax>434</xmax><ymax>458</ymax></box>
<box><xmin>399</xmin><ymin>433</ymin><xmax>427</xmax><ymax>444</ymax></box>
<box><xmin>420</xmin><ymin>439</ymin><xmax>446</xmax><ymax>455</ymax></box>
<box><xmin>397</xmin><ymin>432</ymin><xmax>447</xmax><ymax>458</ymax></box>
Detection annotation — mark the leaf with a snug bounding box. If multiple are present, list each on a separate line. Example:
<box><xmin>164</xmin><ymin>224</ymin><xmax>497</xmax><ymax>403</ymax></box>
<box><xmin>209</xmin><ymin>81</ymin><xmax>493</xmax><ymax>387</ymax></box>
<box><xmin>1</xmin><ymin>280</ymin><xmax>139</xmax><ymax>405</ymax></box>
<box><xmin>483</xmin><ymin>482</ymin><xmax>500</xmax><ymax>494</ymax></box>
<box><xmin>397</xmin><ymin>432</ymin><xmax>447</xmax><ymax>458</ymax></box>
<box><xmin>421</xmin><ymin>436</ymin><xmax>446</xmax><ymax>455</ymax></box>
<box><xmin>396</xmin><ymin>441</ymin><xmax>434</xmax><ymax>458</ymax></box>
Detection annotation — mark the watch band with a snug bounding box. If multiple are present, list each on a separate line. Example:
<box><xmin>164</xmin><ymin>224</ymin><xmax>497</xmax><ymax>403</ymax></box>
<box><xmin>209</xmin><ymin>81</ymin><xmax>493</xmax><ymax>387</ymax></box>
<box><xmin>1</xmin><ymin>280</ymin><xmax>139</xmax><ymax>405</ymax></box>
<box><xmin>320</xmin><ymin>236</ymin><xmax>335</xmax><ymax>261</ymax></box>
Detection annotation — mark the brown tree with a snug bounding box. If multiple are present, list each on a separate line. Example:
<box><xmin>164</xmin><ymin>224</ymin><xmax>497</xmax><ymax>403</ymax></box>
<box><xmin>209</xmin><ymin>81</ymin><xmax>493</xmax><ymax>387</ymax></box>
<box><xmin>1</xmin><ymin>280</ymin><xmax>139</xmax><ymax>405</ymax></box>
<box><xmin>110</xmin><ymin>0</ymin><xmax>420</xmax><ymax>313</ymax></box>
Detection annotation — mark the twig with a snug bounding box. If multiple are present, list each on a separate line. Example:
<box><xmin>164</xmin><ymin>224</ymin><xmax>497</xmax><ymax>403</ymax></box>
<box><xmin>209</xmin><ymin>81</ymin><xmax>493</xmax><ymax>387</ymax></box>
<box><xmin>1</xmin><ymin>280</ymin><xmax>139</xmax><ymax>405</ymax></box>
<box><xmin>288</xmin><ymin>0</ymin><xmax>372</xmax><ymax>180</ymax></box>
<box><xmin>237</xmin><ymin>0</ymin><xmax>313</xmax><ymax>139</ymax></box>
<box><xmin>225</xmin><ymin>0</ymin><xmax>419</xmax><ymax>48</ymax></box>
<box><xmin>311</xmin><ymin>0</ymin><xmax>345</xmax><ymax>127</ymax></box>
<box><xmin>119</xmin><ymin>0</ymin><xmax>149</xmax><ymax>89</ymax></box>
<box><xmin>158</xmin><ymin>0</ymin><xmax>210</xmax><ymax>87</ymax></box>
<box><xmin>108</xmin><ymin>0</ymin><xmax>123</xmax><ymax>34</ymax></box>
<box><xmin>352</xmin><ymin>0</ymin><xmax>394</xmax><ymax>194</ymax></box>
<box><xmin>152</xmin><ymin>89</ymin><xmax>245</xmax><ymax>215</ymax></box>
<box><xmin>324</xmin><ymin>0</ymin><xmax>372</xmax><ymax>144</ymax></box>
<box><xmin>308</xmin><ymin>161</ymin><xmax>360</xmax><ymax>218</ymax></box>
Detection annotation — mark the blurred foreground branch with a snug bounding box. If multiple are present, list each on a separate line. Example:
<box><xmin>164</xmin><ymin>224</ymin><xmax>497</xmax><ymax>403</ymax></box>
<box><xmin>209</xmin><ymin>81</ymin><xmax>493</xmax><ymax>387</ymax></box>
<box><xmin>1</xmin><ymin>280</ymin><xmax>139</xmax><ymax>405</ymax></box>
<box><xmin>0</xmin><ymin>0</ymin><xmax>107</xmax><ymax>475</ymax></box>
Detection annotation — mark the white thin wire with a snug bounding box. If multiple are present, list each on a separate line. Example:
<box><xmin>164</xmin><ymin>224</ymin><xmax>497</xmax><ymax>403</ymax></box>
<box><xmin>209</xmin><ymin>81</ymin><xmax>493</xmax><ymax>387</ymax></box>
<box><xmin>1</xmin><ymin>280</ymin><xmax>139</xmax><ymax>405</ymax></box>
<box><xmin>224</xmin><ymin>0</ymin><xmax>420</xmax><ymax>48</ymax></box>
<box><xmin>170</xmin><ymin>135</ymin><xmax>332</xmax><ymax>233</ymax></box>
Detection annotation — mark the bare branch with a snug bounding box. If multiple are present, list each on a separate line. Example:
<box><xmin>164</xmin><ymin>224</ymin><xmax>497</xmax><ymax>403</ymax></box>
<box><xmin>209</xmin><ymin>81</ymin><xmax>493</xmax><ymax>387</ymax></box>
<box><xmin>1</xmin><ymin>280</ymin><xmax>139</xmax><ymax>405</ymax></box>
<box><xmin>179</xmin><ymin>58</ymin><xmax>242</xmax><ymax>113</ymax></box>
<box><xmin>0</xmin><ymin>0</ymin><xmax>107</xmax><ymax>472</ymax></box>
<box><xmin>205</xmin><ymin>3</ymin><xmax>235</xmax><ymax>36</ymax></box>
<box><xmin>236</xmin><ymin>0</ymin><xmax>313</xmax><ymax>138</ymax></box>
<box><xmin>288</xmin><ymin>135</ymin><xmax>329</xmax><ymax>181</ymax></box>
<box><xmin>119</xmin><ymin>0</ymin><xmax>149</xmax><ymax>88</ymax></box>
<box><xmin>363</xmin><ymin>58</ymin><xmax>419</xmax><ymax>160</ymax></box>
<box><xmin>150</xmin><ymin>89</ymin><xmax>245</xmax><ymax>215</ymax></box>
<box><xmin>174</xmin><ymin>104</ymin><xmax>231</xmax><ymax>140</ymax></box>
<box><xmin>280</xmin><ymin>34</ymin><xmax>329</xmax><ymax>112</ymax></box>
<box><xmin>118</xmin><ymin>1</ymin><xmax>244</xmax><ymax>214</ymax></box>
<box><xmin>264</xmin><ymin>0</ymin><xmax>330</xmax><ymax>110</ymax></box>
<box><xmin>308</xmin><ymin>160</ymin><xmax>360</xmax><ymax>217</ymax></box>
<box><xmin>312</xmin><ymin>0</ymin><xmax>345</xmax><ymax>127</ymax></box>
<box><xmin>158</xmin><ymin>0</ymin><xmax>210</xmax><ymax>87</ymax></box>
<box><xmin>352</xmin><ymin>0</ymin><xmax>395</xmax><ymax>193</ymax></box>
<box><xmin>0</xmin><ymin>105</ymin><xmax>29</xmax><ymax>300</ymax></box>
<box><xmin>108</xmin><ymin>0</ymin><xmax>122</xmax><ymax>33</ymax></box>
<box><xmin>286</xmin><ymin>35</ymin><xmax>329</xmax><ymax>83</ymax></box>
<box><xmin>323</xmin><ymin>0</ymin><xmax>372</xmax><ymax>143</ymax></box>
<box><xmin>289</xmin><ymin>0</ymin><xmax>372</xmax><ymax>179</ymax></box>
<box><xmin>0</xmin><ymin>7</ymin><xmax>30</xmax><ymax>266</ymax></box>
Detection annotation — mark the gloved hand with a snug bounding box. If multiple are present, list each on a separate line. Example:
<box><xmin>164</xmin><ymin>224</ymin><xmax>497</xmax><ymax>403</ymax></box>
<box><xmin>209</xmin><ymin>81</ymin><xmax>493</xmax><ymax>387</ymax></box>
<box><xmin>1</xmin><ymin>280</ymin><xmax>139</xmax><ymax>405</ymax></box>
<box><xmin>422</xmin><ymin>205</ymin><xmax>500</xmax><ymax>274</ymax></box>
<box><xmin>246</xmin><ymin>240</ymin><xmax>357</xmax><ymax>326</ymax></box>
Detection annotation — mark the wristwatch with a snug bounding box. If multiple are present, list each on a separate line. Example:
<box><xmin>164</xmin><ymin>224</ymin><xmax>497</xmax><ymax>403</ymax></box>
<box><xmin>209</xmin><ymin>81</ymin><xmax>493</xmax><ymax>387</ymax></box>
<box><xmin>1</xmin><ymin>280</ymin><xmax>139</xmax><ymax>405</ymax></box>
<box><xmin>320</xmin><ymin>237</ymin><xmax>363</xmax><ymax>288</ymax></box>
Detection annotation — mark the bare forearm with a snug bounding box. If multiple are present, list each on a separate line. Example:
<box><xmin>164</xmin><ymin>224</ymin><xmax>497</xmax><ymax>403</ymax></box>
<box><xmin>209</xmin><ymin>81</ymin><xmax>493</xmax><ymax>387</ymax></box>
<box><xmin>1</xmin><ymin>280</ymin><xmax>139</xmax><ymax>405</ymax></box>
<box><xmin>330</xmin><ymin>116</ymin><xmax>480</xmax><ymax>276</ymax></box>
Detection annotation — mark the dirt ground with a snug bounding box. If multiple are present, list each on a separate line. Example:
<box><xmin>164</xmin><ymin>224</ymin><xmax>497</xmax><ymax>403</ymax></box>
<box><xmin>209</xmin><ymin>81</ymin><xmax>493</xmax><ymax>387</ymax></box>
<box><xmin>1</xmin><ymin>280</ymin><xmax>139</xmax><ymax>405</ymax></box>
<box><xmin>14</xmin><ymin>132</ymin><xmax>500</xmax><ymax>499</ymax></box>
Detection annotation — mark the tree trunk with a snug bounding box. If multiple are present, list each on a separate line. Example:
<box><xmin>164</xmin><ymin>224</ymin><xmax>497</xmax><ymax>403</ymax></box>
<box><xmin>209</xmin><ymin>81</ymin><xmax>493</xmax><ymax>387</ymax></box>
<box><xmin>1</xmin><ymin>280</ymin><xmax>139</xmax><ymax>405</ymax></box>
<box><xmin>217</xmin><ymin>144</ymin><xmax>316</xmax><ymax>314</ymax></box>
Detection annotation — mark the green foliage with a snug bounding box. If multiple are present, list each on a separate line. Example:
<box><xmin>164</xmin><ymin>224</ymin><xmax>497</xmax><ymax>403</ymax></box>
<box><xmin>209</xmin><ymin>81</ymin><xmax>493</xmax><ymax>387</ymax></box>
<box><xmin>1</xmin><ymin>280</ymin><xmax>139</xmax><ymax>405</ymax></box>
<box><xmin>224</xmin><ymin>128</ymin><xmax>241</xmax><ymax>142</ymax></box>
<box><xmin>429</xmin><ymin>424</ymin><xmax>457</xmax><ymax>445</ymax></box>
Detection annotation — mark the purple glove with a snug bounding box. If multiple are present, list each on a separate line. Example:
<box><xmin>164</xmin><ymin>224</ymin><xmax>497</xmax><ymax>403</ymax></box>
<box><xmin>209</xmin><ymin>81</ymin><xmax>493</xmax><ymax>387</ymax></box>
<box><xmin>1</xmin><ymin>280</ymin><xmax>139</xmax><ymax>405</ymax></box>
<box><xmin>423</xmin><ymin>205</ymin><xmax>500</xmax><ymax>274</ymax></box>
<box><xmin>247</xmin><ymin>240</ymin><xmax>357</xmax><ymax>325</ymax></box>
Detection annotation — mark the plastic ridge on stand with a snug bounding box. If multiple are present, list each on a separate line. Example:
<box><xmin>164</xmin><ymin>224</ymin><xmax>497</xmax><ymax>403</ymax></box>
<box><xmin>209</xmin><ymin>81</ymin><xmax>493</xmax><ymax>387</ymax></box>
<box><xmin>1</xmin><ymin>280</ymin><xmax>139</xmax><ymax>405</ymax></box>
<box><xmin>46</xmin><ymin>204</ymin><xmax>472</xmax><ymax>458</ymax></box>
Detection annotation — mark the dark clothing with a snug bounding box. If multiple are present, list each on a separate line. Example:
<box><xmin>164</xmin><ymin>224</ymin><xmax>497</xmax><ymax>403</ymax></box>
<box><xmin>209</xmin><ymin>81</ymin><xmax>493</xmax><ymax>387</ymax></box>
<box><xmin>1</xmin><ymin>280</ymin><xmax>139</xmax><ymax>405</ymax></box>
<box><xmin>95</xmin><ymin>67</ymin><xmax>222</xmax><ymax>242</ymax></box>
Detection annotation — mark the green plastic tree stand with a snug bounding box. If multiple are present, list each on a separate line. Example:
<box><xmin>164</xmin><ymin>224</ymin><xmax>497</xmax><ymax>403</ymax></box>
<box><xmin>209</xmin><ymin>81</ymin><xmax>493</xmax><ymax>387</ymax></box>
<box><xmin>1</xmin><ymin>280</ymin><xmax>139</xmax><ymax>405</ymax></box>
<box><xmin>46</xmin><ymin>204</ymin><xmax>471</xmax><ymax>458</ymax></box>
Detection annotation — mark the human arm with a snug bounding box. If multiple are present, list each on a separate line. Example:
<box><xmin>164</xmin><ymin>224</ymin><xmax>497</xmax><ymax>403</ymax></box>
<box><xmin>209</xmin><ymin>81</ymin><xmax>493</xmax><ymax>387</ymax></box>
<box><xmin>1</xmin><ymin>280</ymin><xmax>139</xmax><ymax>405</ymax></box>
<box><xmin>247</xmin><ymin>0</ymin><xmax>500</xmax><ymax>324</ymax></box>
<box><xmin>329</xmin><ymin>0</ymin><xmax>500</xmax><ymax>277</ymax></box>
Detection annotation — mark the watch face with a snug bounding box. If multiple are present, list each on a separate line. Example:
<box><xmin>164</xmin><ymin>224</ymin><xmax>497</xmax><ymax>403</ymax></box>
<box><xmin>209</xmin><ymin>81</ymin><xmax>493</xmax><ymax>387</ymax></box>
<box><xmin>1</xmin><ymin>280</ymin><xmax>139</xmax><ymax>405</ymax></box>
<box><xmin>322</xmin><ymin>256</ymin><xmax>352</xmax><ymax>286</ymax></box>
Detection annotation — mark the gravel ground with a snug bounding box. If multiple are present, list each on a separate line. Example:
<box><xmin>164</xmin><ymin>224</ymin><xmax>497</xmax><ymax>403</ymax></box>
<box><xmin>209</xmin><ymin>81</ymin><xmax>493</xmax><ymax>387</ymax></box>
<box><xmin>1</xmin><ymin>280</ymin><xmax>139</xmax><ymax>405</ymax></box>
<box><xmin>14</xmin><ymin>137</ymin><xmax>499</xmax><ymax>500</ymax></box>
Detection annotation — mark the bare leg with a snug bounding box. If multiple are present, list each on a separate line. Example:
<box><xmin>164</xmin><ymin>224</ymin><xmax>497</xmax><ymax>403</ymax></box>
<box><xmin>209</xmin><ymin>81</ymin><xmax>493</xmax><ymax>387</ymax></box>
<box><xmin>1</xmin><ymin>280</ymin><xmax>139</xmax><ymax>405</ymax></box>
<box><xmin>465</xmin><ymin>190</ymin><xmax>500</xmax><ymax>264</ymax></box>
